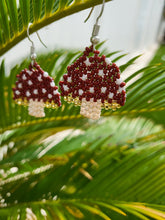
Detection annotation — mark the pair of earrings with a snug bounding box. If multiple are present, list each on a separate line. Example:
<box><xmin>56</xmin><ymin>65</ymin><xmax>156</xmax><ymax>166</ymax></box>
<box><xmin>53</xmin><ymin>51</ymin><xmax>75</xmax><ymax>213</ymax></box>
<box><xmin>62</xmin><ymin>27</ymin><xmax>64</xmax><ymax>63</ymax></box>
<box><xmin>13</xmin><ymin>0</ymin><xmax>126</xmax><ymax>120</ymax></box>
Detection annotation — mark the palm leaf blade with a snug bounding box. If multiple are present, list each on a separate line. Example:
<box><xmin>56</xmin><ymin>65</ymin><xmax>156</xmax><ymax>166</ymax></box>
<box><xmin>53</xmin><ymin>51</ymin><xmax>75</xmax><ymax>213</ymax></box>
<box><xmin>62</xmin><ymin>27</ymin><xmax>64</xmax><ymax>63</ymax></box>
<box><xmin>0</xmin><ymin>0</ymin><xmax>10</xmax><ymax>42</ymax></box>
<box><xmin>19</xmin><ymin>0</ymin><xmax>30</xmax><ymax>27</ymax></box>
<box><xmin>5</xmin><ymin>0</ymin><xmax>19</xmax><ymax>34</ymax></box>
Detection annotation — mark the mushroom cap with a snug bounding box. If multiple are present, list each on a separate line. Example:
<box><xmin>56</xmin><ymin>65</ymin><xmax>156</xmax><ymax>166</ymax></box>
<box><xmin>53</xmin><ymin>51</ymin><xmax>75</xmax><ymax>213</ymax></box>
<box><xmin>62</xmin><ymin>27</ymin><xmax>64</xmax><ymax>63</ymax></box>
<box><xmin>13</xmin><ymin>62</ymin><xmax>61</xmax><ymax>108</ymax></box>
<box><xmin>59</xmin><ymin>46</ymin><xmax>126</xmax><ymax>109</ymax></box>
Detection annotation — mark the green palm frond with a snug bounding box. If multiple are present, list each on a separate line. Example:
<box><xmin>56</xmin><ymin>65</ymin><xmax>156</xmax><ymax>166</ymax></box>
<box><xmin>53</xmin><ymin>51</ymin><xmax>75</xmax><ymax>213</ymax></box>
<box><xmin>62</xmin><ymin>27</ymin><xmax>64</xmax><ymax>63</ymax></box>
<box><xmin>139</xmin><ymin>45</ymin><xmax>165</xmax><ymax>127</ymax></box>
<box><xmin>0</xmin><ymin>0</ymin><xmax>112</xmax><ymax>56</ymax></box>
<box><xmin>1</xmin><ymin>200</ymin><xmax>165</xmax><ymax>220</ymax></box>
<box><xmin>0</xmin><ymin>127</ymin><xmax>165</xmax><ymax>219</ymax></box>
<box><xmin>0</xmin><ymin>116</ymin><xmax>163</xmax><ymax>163</ymax></box>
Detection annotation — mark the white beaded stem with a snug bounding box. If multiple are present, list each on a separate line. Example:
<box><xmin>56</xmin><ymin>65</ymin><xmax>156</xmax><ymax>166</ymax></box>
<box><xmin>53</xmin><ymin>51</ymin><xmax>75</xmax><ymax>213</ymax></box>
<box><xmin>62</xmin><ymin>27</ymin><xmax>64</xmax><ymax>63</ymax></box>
<box><xmin>80</xmin><ymin>98</ymin><xmax>102</xmax><ymax>120</ymax></box>
<box><xmin>28</xmin><ymin>100</ymin><xmax>45</xmax><ymax>117</ymax></box>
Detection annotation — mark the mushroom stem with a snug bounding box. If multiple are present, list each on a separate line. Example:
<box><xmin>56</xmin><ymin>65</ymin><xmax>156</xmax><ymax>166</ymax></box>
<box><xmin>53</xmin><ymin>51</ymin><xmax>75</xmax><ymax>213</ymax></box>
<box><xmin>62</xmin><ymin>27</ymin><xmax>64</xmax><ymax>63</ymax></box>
<box><xmin>80</xmin><ymin>98</ymin><xmax>102</xmax><ymax>120</ymax></box>
<box><xmin>28</xmin><ymin>99</ymin><xmax>45</xmax><ymax>117</ymax></box>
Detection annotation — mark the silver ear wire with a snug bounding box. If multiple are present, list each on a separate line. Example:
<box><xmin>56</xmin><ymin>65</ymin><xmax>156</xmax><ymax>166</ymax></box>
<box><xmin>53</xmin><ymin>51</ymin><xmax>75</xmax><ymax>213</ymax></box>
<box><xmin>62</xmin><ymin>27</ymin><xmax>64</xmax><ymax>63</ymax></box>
<box><xmin>84</xmin><ymin>0</ymin><xmax>105</xmax><ymax>46</ymax></box>
<box><xmin>95</xmin><ymin>0</ymin><xmax>105</xmax><ymax>25</ymax></box>
<box><xmin>27</xmin><ymin>23</ymin><xmax>47</xmax><ymax>65</ymax></box>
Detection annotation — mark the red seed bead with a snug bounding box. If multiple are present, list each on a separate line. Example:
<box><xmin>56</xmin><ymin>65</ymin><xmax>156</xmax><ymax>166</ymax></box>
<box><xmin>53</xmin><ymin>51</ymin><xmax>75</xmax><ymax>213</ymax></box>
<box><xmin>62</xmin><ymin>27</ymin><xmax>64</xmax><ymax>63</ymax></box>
<box><xmin>102</xmin><ymin>82</ymin><xmax>107</xmax><ymax>87</ymax></box>
<box><xmin>120</xmin><ymin>82</ymin><xmax>126</xmax><ymax>87</ymax></box>
<box><xmin>82</xmin><ymin>63</ymin><xmax>86</xmax><ymax>68</ymax></box>
<box><xmin>35</xmin><ymin>64</ymin><xmax>40</xmax><ymax>70</ymax></box>
<box><xmin>63</xmin><ymin>75</ymin><xmax>67</xmax><ymax>80</ymax></box>
<box><xmin>74</xmin><ymin>63</ymin><xmax>78</xmax><ymax>69</ymax></box>
<box><xmin>101</xmin><ymin>55</ymin><xmax>106</xmax><ymax>61</ymax></box>
<box><xmin>117</xmin><ymin>100</ymin><xmax>121</xmax><ymax>104</ymax></box>
<box><xmin>89</xmin><ymin>45</ymin><xmax>94</xmax><ymax>52</ymax></box>
<box><xmin>83</xmin><ymin>70</ymin><xmax>87</xmax><ymax>74</ymax></box>
<box><xmin>93</xmin><ymin>62</ymin><xmax>97</xmax><ymax>67</ymax></box>
<box><xmin>97</xmin><ymin>57</ymin><xmax>102</xmax><ymax>63</ymax></box>
<box><xmin>116</xmin><ymin>66</ymin><xmax>120</xmax><ymax>72</ymax></box>
<box><xmin>79</xmin><ymin>57</ymin><xmax>83</xmax><ymax>62</ymax></box>
<box><xmin>103</xmin><ymin>62</ymin><xmax>107</xmax><ymax>68</ymax></box>
<box><xmin>103</xmin><ymin>69</ymin><xmax>107</xmax><ymax>74</ymax></box>
<box><xmin>79</xmin><ymin>66</ymin><xmax>83</xmax><ymax>71</ymax></box>
<box><xmin>95</xmin><ymin>69</ymin><xmax>99</xmax><ymax>74</ymax></box>
<box><xmin>68</xmin><ymin>65</ymin><xmax>72</xmax><ymax>71</ymax></box>
<box><xmin>82</xmin><ymin>55</ymin><xmax>87</xmax><ymax>61</ymax></box>
<box><xmin>94</xmin><ymin>97</ymin><xmax>97</xmax><ymax>102</ymax></box>
<box><xmin>107</xmin><ymin>65</ymin><xmax>111</xmax><ymax>70</ymax></box>
<box><xmin>79</xmin><ymin>72</ymin><xmax>83</xmax><ymax>77</ymax></box>
<box><xmin>94</xmin><ymin>54</ymin><xmax>98</xmax><ymax>59</ymax></box>
<box><xmin>84</xmin><ymin>51</ymin><xmax>89</xmax><ymax>56</ymax></box>
<box><xmin>95</xmin><ymin>81</ymin><xmax>99</xmax><ymax>86</ymax></box>
<box><xmin>105</xmin><ymin>90</ymin><xmax>109</xmax><ymax>95</ymax></box>
<box><xmin>116</xmin><ymin>73</ymin><xmax>120</xmax><ymax>79</ymax></box>
<box><xmin>89</xmin><ymin>57</ymin><xmax>93</xmax><ymax>62</ymax></box>
<box><xmin>86</xmin><ymin>47</ymin><xmax>90</xmax><ymax>53</ymax></box>
<box><xmin>76</xmin><ymin>60</ymin><xmax>80</xmax><ymax>65</ymax></box>
<box><xmin>94</xmin><ymin>50</ymin><xmax>100</xmax><ymax>55</ymax></box>
<box><xmin>90</xmin><ymin>63</ymin><xmax>95</xmax><ymax>69</ymax></box>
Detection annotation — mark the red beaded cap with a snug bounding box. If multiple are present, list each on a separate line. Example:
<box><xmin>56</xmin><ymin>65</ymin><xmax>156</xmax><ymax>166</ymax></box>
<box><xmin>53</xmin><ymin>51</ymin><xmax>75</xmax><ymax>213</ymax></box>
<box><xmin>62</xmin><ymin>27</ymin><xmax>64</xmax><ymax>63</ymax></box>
<box><xmin>13</xmin><ymin>62</ymin><xmax>61</xmax><ymax>107</ymax></box>
<box><xmin>59</xmin><ymin>46</ymin><xmax>126</xmax><ymax>107</ymax></box>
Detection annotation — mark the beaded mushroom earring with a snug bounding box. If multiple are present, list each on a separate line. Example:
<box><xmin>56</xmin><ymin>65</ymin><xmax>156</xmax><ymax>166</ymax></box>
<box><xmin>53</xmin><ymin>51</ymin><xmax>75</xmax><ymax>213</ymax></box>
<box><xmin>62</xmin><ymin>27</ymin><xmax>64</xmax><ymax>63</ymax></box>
<box><xmin>13</xmin><ymin>23</ymin><xmax>61</xmax><ymax>117</ymax></box>
<box><xmin>59</xmin><ymin>0</ymin><xmax>126</xmax><ymax>120</ymax></box>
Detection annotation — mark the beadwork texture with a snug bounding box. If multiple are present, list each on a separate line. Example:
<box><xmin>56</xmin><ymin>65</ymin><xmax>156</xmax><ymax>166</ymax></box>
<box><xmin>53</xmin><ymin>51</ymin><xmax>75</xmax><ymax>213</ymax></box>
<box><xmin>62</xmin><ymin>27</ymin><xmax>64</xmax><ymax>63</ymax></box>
<box><xmin>59</xmin><ymin>46</ymin><xmax>126</xmax><ymax>120</ymax></box>
<box><xmin>13</xmin><ymin>62</ymin><xmax>61</xmax><ymax>117</ymax></box>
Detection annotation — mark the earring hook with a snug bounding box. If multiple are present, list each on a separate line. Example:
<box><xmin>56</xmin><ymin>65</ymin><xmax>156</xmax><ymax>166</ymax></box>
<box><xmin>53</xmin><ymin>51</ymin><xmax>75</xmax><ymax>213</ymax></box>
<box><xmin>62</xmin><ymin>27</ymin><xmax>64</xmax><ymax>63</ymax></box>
<box><xmin>84</xmin><ymin>0</ymin><xmax>105</xmax><ymax>46</ymax></box>
<box><xmin>27</xmin><ymin>23</ymin><xmax>47</xmax><ymax>65</ymax></box>
<box><xmin>84</xmin><ymin>0</ymin><xmax>105</xmax><ymax>24</ymax></box>
<box><xmin>27</xmin><ymin>23</ymin><xmax>47</xmax><ymax>48</ymax></box>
